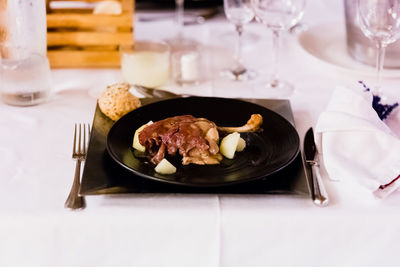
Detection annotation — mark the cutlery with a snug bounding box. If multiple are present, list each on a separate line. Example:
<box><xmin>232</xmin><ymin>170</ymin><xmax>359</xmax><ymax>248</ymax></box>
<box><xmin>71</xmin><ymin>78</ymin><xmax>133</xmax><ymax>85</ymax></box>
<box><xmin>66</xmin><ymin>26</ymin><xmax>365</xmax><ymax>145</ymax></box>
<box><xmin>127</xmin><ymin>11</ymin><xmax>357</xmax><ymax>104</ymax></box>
<box><xmin>303</xmin><ymin>127</ymin><xmax>329</xmax><ymax>206</ymax></box>
<box><xmin>137</xmin><ymin>8</ymin><xmax>219</xmax><ymax>25</ymax></box>
<box><xmin>139</xmin><ymin>14</ymin><xmax>205</xmax><ymax>26</ymax></box>
<box><xmin>132</xmin><ymin>85</ymin><xmax>189</xmax><ymax>98</ymax></box>
<box><xmin>64</xmin><ymin>123</ymin><xmax>90</xmax><ymax>210</ymax></box>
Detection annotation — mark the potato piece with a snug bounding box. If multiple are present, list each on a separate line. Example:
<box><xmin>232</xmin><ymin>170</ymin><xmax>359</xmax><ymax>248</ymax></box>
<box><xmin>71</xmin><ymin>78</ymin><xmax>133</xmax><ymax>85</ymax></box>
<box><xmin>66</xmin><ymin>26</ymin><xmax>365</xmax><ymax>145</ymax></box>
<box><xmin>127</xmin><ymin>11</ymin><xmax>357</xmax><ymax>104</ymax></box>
<box><xmin>236</xmin><ymin>137</ymin><xmax>246</xmax><ymax>152</ymax></box>
<box><xmin>155</xmin><ymin>158</ymin><xmax>177</xmax><ymax>174</ymax></box>
<box><xmin>220</xmin><ymin>132</ymin><xmax>240</xmax><ymax>159</ymax></box>
<box><xmin>132</xmin><ymin>121</ymin><xmax>153</xmax><ymax>152</ymax></box>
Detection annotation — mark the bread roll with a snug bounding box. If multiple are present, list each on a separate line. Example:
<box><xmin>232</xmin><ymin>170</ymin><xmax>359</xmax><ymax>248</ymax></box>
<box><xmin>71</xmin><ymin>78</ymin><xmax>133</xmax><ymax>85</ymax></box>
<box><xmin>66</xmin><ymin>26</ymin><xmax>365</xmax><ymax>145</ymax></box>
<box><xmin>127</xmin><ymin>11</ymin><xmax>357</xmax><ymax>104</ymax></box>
<box><xmin>98</xmin><ymin>82</ymin><xmax>141</xmax><ymax>121</ymax></box>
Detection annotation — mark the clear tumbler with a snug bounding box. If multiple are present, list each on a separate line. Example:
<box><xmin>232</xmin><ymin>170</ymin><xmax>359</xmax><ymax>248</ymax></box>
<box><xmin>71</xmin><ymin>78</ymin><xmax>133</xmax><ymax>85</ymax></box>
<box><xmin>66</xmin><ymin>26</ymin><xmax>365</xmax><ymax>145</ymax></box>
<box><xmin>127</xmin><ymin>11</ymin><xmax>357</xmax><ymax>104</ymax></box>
<box><xmin>0</xmin><ymin>46</ymin><xmax>51</xmax><ymax>106</ymax></box>
<box><xmin>0</xmin><ymin>0</ymin><xmax>50</xmax><ymax>106</ymax></box>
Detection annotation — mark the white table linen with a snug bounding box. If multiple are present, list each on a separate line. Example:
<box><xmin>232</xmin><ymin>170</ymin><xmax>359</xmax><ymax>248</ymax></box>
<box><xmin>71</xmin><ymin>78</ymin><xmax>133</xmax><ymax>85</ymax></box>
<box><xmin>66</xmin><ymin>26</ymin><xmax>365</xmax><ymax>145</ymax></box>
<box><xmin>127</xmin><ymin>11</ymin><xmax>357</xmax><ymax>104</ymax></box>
<box><xmin>315</xmin><ymin>86</ymin><xmax>400</xmax><ymax>197</ymax></box>
<box><xmin>1</xmin><ymin>1</ymin><xmax>400</xmax><ymax>266</ymax></box>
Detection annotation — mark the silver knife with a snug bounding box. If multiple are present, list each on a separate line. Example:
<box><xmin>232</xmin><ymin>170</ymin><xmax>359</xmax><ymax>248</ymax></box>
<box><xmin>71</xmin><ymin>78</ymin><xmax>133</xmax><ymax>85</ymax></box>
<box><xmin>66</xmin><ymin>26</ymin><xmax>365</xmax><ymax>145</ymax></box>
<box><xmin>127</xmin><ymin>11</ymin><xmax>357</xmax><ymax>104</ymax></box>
<box><xmin>303</xmin><ymin>127</ymin><xmax>329</xmax><ymax>206</ymax></box>
<box><xmin>132</xmin><ymin>85</ymin><xmax>182</xmax><ymax>98</ymax></box>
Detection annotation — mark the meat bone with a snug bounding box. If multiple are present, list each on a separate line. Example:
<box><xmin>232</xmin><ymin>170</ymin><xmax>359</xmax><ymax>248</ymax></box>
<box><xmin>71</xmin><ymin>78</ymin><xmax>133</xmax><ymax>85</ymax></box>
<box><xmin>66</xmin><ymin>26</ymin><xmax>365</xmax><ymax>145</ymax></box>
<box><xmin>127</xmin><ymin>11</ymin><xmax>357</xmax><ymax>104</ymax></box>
<box><xmin>217</xmin><ymin>114</ymin><xmax>263</xmax><ymax>134</ymax></box>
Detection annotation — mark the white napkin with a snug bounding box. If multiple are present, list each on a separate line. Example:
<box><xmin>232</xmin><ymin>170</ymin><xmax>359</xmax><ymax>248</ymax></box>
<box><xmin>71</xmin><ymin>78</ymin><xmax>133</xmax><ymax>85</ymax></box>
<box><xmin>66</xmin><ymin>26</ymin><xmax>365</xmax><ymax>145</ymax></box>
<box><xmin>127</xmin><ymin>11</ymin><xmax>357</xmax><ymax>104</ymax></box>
<box><xmin>315</xmin><ymin>86</ymin><xmax>400</xmax><ymax>198</ymax></box>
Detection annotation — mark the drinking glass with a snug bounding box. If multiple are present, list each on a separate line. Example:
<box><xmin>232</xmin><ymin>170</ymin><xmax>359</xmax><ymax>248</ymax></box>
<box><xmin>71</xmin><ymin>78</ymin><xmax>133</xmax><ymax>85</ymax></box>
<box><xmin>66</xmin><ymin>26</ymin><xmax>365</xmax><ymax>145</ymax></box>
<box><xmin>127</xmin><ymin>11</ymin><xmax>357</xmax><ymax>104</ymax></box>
<box><xmin>221</xmin><ymin>0</ymin><xmax>256</xmax><ymax>81</ymax></box>
<box><xmin>175</xmin><ymin>0</ymin><xmax>185</xmax><ymax>40</ymax></box>
<box><xmin>0</xmin><ymin>46</ymin><xmax>51</xmax><ymax>106</ymax></box>
<box><xmin>165</xmin><ymin>0</ymin><xmax>187</xmax><ymax>47</ymax></box>
<box><xmin>357</xmin><ymin>0</ymin><xmax>400</xmax><ymax>94</ymax></box>
<box><xmin>0</xmin><ymin>0</ymin><xmax>50</xmax><ymax>106</ymax></box>
<box><xmin>120</xmin><ymin>41</ymin><xmax>170</xmax><ymax>88</ymax></box>
<box><xmin>172</xmin><ymin>43</ymin><xmax>202</xmax><ymax>85</ymax></box>
<box><xmin>252</xmin><ymin>0</ymin><xmax>305</xmax><ymax>97</ymax></box>
<box><xmin>167</xmin><ymin>0</ymin><xmax>199</xmax><ymax>58</ymax></box>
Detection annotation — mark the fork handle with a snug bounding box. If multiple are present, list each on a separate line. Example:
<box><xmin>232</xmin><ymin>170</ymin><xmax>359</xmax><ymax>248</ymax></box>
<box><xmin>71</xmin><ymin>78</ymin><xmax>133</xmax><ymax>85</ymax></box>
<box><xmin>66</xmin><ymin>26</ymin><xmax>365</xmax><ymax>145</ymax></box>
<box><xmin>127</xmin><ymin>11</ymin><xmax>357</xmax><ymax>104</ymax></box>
<box><xmin>64</xmin><ymin>159</ymin><xmax>86</xmax><ymax>210</ymax></box>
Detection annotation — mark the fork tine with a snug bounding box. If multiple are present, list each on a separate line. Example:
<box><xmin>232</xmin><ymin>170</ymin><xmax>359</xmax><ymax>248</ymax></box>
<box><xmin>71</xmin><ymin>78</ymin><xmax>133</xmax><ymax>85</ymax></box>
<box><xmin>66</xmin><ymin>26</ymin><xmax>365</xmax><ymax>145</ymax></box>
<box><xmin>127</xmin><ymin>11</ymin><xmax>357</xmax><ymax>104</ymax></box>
<box><xmin>87</xmin><ymin>123</ymin><xmax>91</xmax><ymax>152</ymax></box>
<box><xmin>73</xmin><ymin>123</ymin><xmax>77</xmax><ymax>156</ymax></box>
<box><xmin>83</xmin><ymin>124</ymin><xmax>87</xmax><ymax>155</ymax></box>
<box><xmin>87</xmin><ymin>124</ymin><xmax>91</xmax><ymax>156</ymax></box>
<box><xmin>78</xmin><ymin>123</ymin><xmax>82</xmax><ymax>154</ymax></box>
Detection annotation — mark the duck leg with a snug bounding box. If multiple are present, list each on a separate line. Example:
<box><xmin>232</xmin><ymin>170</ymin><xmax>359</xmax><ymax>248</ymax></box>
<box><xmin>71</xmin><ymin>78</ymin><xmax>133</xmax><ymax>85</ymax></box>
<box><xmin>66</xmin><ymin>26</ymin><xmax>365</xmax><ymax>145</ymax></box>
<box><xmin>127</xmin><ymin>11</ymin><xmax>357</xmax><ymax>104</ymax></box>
<box><xmin>217</xmin><ymin>114</ymin><xmax>263</xmax><ymax>133</ymax></box>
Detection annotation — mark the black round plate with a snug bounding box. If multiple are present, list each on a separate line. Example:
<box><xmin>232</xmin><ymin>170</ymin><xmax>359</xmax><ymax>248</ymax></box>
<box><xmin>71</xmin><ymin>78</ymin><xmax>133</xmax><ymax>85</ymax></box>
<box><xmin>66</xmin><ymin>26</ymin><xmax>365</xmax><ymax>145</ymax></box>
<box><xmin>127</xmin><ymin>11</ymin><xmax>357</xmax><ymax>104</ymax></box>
<box><xmin>106</xmin><ymin>97</ymin><xmax>300</xmax><ymax>187</ymax></box>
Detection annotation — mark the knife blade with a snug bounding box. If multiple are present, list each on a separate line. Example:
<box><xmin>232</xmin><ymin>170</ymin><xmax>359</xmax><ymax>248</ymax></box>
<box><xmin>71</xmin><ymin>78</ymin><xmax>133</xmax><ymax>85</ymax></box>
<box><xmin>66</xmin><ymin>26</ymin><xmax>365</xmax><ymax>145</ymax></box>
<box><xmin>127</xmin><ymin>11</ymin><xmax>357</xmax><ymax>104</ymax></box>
<box><xmin>304</xmin><ymin>127</ymin><xmax>329</xmax><ymax>206</ymax></box>
<box><xmin>132</xmin><ymin>85</ymin><xmax>182</xmax><ymax>99</ymax></box>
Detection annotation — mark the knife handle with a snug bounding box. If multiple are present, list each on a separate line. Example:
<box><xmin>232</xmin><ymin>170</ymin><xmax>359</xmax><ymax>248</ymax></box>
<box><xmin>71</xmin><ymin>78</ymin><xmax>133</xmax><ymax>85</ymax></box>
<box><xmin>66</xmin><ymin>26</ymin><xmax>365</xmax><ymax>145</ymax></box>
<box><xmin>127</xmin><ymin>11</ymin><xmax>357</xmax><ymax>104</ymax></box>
<box><xmin>311</xmin><ymin>163</ymin><xmax>329</xmax><ymax>206</ymax></box>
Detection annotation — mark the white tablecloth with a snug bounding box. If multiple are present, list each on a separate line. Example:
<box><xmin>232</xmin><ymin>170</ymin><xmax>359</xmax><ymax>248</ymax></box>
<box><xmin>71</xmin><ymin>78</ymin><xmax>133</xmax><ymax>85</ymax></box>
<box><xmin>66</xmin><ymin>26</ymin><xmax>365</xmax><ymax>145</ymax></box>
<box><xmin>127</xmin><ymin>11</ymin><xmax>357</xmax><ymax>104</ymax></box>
<box><xmin>1</xmin><ymin>1</ymin><xmax>400</xmax><ymax>266</ymax></box>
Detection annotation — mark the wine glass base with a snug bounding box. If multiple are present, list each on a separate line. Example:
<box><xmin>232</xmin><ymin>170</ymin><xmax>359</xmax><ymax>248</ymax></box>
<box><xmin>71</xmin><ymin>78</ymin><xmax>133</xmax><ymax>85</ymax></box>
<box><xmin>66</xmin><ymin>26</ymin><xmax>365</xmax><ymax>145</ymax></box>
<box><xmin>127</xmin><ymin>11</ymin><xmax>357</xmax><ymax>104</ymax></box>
<box><xmin>220</xmin><ymin>68</ymin><xmax>256</xmax><ymax>81</ymax></box>
<box><xmin>254</xmin><ymin>80</ymin><xmax>294</xmax><ymax>99</ymax></box>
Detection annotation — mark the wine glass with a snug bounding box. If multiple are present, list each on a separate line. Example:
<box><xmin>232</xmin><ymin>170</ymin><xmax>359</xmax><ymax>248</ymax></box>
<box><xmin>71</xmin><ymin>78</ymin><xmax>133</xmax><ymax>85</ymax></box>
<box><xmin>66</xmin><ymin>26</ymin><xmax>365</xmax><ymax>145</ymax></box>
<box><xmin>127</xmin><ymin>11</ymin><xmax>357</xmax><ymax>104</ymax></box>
<box><xmin>221</xmin><ymin>0</ymin><xmax>256</xmax><ymax>81</ymax></box>
<box><xmin>357</xmin><ymin>0</ymin><xmax>400</xmax><ymax>95</ymax></box>
<box><xmin>252</xmin><ymin>0</ymin><xmax>305</xmax><ymax>98</ymax></box>
<box><xmin>175</xmin><ymin>0</ymin><xmax>185</xmax><ymax>41</ymax></box>
<box><xmin>168</xmin><ymin>0</ymin><xmax>198</xmax><ymax>56</ymax></box>
<box><xmin>168</xmin><ymin>0</ymin><xmax>192</xmax><ymax>47</ymax></box>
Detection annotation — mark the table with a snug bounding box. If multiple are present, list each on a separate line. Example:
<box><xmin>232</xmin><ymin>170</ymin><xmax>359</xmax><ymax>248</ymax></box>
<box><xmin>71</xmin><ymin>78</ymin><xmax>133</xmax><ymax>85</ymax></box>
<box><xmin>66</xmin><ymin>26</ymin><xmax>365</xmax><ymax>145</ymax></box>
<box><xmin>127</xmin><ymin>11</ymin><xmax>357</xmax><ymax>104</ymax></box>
<box><xmin>1</xmin><ymin>1</ymin><xmax>400</xmax><ymax>266</ymax></box>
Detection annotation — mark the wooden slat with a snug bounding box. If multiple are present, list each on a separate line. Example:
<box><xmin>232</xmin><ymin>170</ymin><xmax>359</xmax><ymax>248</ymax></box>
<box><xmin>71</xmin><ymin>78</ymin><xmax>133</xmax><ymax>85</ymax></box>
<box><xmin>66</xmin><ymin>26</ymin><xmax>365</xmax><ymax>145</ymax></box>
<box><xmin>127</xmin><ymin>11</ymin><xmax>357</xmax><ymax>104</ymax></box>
<box><xmin>0</xmin><ymin>0</ymin><xmax>7</xmax><ymax>10</ymax></box>
<box><xmin>46</xmin><ymin>0</ymin><xmax>134</xmax><ymax>67</ymax></box>
<box><xmin>47</xmin><ymin>13</ymin><xmax>132</xmax><ymax>28</ymax></box>
<box><xmin>47</xmin><ymin>50</ymin><xmax>121</xmax><ymax>68</ymax></box>
<box><xmin>121</xmin><ymin>0</ymin><xmax>134</xmax><ymax>12</ymax></box>
<box><xmin>46</xmin><ymin>0</ymin><xmax>132</xmax><ymax>14</ymax></box>
<box><xmin>47</xmin><ymin>31</ymin><xmax>133</xmax><ymax>46</ymax></box>
<box><xmin>49</xmin><ymin>0</ymin><xmax>122</xmax><ymax>2</ymax></box>
<box><xmin>48</xmin><ymin>9</ymin><xmax>94</xmax><ymax>14</ymax></box>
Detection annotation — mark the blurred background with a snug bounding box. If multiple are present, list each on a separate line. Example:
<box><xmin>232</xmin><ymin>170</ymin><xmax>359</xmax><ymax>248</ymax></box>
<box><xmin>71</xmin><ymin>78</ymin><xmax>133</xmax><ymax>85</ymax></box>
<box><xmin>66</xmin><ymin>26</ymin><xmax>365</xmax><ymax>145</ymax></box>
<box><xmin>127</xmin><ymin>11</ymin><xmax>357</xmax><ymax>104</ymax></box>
<box><xmin>135</xmin><ymin>0</ymin><xmax>223</xmax><ymax>9</ymax></box>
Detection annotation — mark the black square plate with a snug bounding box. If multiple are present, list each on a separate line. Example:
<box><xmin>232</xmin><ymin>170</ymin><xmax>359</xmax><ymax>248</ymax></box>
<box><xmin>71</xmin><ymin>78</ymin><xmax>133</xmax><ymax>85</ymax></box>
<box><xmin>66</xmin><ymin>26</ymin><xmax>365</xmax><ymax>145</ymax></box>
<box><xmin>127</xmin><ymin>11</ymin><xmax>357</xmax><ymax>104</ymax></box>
<box><xmin>80</xmin><ymin>98</ymin><xmax>310</xmax><ymax>196</ymax></box>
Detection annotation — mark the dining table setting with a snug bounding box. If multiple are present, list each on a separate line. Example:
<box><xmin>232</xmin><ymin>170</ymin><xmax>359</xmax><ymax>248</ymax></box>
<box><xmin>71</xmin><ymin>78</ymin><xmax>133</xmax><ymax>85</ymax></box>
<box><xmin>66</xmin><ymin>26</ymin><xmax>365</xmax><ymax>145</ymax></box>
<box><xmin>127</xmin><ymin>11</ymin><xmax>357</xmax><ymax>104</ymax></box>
<box><xmin>1</xmin><ymin>0</ymin><xmax>400</xmax><ymax>266</ymax></box>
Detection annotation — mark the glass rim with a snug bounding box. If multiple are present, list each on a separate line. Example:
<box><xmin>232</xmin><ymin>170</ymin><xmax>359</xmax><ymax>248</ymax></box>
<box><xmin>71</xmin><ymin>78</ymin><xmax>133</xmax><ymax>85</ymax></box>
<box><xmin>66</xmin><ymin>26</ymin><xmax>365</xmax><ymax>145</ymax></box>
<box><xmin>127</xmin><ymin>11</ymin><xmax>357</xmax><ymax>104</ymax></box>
<box><xmin>119</xmin><ymin>40</ymin><xmax>170</xmax><ymax>55</ymax></box>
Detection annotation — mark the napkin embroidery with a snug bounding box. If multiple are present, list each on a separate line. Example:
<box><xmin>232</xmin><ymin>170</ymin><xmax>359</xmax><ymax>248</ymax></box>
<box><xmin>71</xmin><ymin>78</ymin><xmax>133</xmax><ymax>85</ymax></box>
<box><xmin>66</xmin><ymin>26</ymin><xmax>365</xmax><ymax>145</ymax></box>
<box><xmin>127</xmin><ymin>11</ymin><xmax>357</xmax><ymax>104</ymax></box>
<box><xmin>359</xmin><ymin>81</ymin><xmax>399</xmax><ymax>120</ymax></box>
<box><xmin>379</xmin><ymin>174</ymin><xmax>400</xmax><ymax>190</ymax></box>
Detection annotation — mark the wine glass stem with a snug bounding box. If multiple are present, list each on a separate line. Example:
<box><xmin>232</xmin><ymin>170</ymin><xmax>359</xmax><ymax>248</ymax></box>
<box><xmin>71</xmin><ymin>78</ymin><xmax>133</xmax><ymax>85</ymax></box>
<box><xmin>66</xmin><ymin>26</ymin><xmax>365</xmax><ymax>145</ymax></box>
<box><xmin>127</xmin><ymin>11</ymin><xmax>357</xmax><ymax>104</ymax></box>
<box><xmin>271</xmin><ymin>29</ymin><xmax>280</xmax><ymax>87</ymax></box>
<box><xmin>375</xmin><ymin>42</ymin><xmax>386</xmax><ymax>94</ymax></box>
<box><xmin>234</xmin><ymin>24</ymin><xmax>244</xmax><ymax>70</ymax></box>
<box><xmin>176</xmin><ymin>0</ymin><xmax>184</xmax><ymax>39</ymax></box>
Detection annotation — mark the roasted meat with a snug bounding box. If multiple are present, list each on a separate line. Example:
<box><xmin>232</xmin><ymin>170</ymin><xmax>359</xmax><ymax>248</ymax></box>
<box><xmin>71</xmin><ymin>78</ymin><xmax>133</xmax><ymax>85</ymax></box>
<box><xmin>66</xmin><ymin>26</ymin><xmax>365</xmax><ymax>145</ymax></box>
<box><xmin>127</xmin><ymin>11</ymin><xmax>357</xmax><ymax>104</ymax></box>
<box><xmin>138</xmin><ymin>114</ymin><xmax>263</xmax><ymax>165</ymax></box>
<box><xmin>138</xmin><ymin>115</ymin><xmax>222</xmax><ymax>165</ymax></box>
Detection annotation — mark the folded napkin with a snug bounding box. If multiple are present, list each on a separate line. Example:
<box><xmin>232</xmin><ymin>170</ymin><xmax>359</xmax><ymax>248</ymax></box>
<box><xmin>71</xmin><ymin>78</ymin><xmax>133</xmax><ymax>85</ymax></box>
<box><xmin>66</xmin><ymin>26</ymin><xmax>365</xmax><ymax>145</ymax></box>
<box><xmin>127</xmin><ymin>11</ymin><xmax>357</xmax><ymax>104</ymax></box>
<box><xmin>315</xmin><ymin>86</ymin><xmax>400</xmax><ymax>198</ymax></box>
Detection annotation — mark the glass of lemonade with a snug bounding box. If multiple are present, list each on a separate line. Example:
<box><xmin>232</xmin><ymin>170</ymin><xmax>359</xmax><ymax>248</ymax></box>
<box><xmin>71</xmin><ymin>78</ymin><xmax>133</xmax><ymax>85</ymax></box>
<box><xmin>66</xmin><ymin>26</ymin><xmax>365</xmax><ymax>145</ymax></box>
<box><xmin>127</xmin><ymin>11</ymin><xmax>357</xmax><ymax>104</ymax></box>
<box><xmin>120</xmin><ymin>41</ymin><xmax>170</xmax><ymax>88</ymax></box>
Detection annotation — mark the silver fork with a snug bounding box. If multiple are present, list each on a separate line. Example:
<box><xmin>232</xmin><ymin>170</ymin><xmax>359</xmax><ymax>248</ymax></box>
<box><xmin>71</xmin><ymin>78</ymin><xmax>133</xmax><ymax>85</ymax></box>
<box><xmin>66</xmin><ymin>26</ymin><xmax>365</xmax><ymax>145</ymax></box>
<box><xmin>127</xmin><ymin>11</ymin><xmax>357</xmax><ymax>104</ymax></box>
<box><xmin>64</xmin><ymin>123</ymin><xmax>90</xmax><ymax>210</ymax></box>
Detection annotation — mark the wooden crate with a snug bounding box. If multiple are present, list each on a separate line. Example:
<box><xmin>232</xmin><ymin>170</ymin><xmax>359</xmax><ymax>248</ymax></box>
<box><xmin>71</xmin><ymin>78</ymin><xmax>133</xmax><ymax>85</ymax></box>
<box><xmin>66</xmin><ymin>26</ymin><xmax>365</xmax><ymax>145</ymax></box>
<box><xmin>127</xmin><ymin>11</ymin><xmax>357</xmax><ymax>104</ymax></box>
<box><xmin>46</xmin><ymin>0</ymin><xmax>134</xmax><ymax>68</ymax></box>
